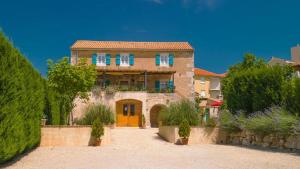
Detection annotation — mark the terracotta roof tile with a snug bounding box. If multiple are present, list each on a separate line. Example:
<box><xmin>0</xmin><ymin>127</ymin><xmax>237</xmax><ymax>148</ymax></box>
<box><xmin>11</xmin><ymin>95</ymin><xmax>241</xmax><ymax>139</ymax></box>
<box><xmin>194</xmin><ymin>68</ymin><xmax>225</xmax><ymax>77</ymax></box>
<box><xmin>71</xmin><ymin>40</ymin><xmax>193</xmax><ymax>51</ymax></box>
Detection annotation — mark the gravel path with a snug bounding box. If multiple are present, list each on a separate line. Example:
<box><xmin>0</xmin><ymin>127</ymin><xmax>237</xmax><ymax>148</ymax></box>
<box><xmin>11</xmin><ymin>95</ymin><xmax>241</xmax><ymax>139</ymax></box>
<box><xmin>3</xmin><ymin>128</ymin><xmax>300</xmax><ymax>169</ymax></box>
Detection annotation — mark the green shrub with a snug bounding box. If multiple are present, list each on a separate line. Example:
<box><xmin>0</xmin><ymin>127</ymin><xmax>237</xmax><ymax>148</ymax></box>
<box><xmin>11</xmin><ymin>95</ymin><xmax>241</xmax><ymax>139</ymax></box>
<box><xmin>0</xmin><ymin>31</ymin><xmax>45</xmax><ymax>163</ymax></box>
<box><xmin>142</xmin><ymin>114</ymin><xmax>146</xmax><ymax>126</ymax></box>
<box><xmin>219</xmin><ymin>110</ymin><xmax>245</xmax><ymax>133</ymax></box>
<box><xmin>205</xmin><ymin>117</ymin><xmax>217</xmax><ymax>127</ymax></box>
<box><xmin>178</xmin><ymin>119</ymin><xmax>191</xmax><ymax>139</ymax></box>
<box><xmin>245</xmin><ymin>107</ymin><xmax>298</xmax><ymax>136</ymax></box>
<box><xmin>91</xmin><ymin>118</ymin><xmax>104</xmax><ymax>139</ymax></box>
<box><xmin>159</xmin><ymin>99</ymin><xmax>199</xmax><ymax>126</ymax></box>
<box><xmin>75</xmin><ymin>104</ymin><xmax>115</xmax><ymax>125</ymax></box>
<box><xmin>222</xmin><ymin>54</ymin><xmax>293</xmax><ymax>115</ymax></box>
<box><xmin>44</xmin><ymin>84</ymin><xmax>60</xmax><ymax>125</ymax></box>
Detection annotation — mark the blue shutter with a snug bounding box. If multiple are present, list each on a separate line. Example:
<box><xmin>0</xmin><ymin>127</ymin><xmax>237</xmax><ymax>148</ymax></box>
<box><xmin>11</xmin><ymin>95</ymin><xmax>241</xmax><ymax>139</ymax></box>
<box><xmin>116</xmin><ymin>54</ymin><xmax>120</xmax><ymax>66</ymax></box>
<box><xmin>106</xmin><ymin>54</ymin><xmax>111</xmax><ymax>65</ymax></box>
<box><xmin>156</xmin><ymin>54</ymin><xmax>160</xmax><ymax>66</ymax></box>
<box><xmin>168</xmin><ymin>80</ymin><xmax>174</xmax><ymax>92</ymax></box>
<box><xmin>92</xmin><ymin>54</ymin><xmax>97</xmax><ymax>65</ymax></box>
<box><xmin>169</xmin><ymin>54</ymin><xmax>174</xmax><ymax>66</ymax></box>
<box><xmin>155</xmin><ymin>80</ymin><xmax>160</xmax><ymax>92</ymax></box>
<box><xmin>129</xmin><ymin>54</ymin><xmax>134</xmax><ymax>66</ymax></box>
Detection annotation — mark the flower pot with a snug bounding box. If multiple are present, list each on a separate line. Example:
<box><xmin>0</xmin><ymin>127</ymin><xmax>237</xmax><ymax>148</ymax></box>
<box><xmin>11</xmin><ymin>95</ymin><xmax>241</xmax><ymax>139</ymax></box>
<box><xmin>41</xmin><ymin>118</ymin><xmax>47</xmax><ymax>126</ymax></box>
<box><xmin>109</xmin><ymin>124</ymin><xmax>115</xmax><ymax>129</ymax></box>
<box><xmin>94</xmin><ymin>139</ymin><xmax>102</xmax><ymax>146</ymax></box>
<box><xmin>180</xmin><ymin>138</ymin><xmax>189</xmax><ymax>145</ymax></box>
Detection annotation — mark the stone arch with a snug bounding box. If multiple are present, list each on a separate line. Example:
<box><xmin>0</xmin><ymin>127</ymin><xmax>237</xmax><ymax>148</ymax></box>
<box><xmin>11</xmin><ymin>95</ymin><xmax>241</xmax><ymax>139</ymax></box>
<box><xmin>149</xmin><ymin>104</ymin><xmax>166</xmax><ymax>128</ymax></box>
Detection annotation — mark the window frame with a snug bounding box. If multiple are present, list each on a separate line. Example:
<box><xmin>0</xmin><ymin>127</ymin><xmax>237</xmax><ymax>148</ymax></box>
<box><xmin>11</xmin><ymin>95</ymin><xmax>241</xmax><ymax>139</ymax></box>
<box><xmin>96</xmin><ymin>53</ymin><xmax>106</xmax><ymax>66</ymax></box>
<box><xmin>160</xmin><ymin>81</ymin><xmax>168</xmax><ymax>90</ymax></box>
<box><xmin>120</xmin><ymin>53</ymin><xmax>130</xmax><ymax>67</ymax></box>
<box><xmin>200</xmin><ymin>77</ymin><xmax>206</xmax><ymax>84</ymax></box>
<box><xmin>160</xmin><ymin>53</ymin><xmax>169</xmax><ymax>67</ymax></box>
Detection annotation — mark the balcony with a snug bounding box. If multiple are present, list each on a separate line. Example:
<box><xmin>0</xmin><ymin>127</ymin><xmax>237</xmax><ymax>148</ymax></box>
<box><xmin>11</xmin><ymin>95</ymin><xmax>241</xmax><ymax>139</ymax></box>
<box><xmin>94</xmin><ymin>69</ymin><xmax>176</xmax><ymax>94</ymax></box>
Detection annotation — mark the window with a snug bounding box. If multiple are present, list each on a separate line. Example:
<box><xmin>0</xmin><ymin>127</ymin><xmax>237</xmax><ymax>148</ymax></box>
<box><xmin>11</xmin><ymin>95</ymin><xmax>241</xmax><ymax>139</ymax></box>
<box><xmin>130</xmin><ymin>104</ymin><xmax>135</xmax><ymax>116</ymax></box>
<box><xmin>123</xmin><ymin>104</ymin><xmax>128</xmax><ymax>116</ymax></box>
<box><xmin>97</xmin><ymin>53</ymin><xmax>106</xmax><ymax>66</ymax></box>
<box><xmin>160</xmin><ymin>81</ymin><xmax>168</xmax><ymax>90</ymax></box>
<box><xmin>200</xmin><ymin>90</ymin><xmax>206</xmax><ymax>97</ymax></box>
<box><xmin>160</xmin><ymin>53</ymin><xmax>169</xmax><ymax>66</ymax></box>
<box><xmin>120</xmin><ymin>53</ymin><xmax>129</xmax><ymax>66</ymax></box>
<box><xmin>200</xmin><ymin>77</ymin><xmax>206</xmax><ymax>84</ymax></box>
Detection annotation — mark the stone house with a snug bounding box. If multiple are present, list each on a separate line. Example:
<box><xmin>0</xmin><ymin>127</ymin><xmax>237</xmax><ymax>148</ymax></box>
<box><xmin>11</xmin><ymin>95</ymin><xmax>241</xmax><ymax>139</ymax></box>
<box><xmin>194</xmin><ymin>68</ymin><xmax>225</xmax><ymax>117</ymax></box>
<box><xmin>70</xmin><ymin>40</ymin><xmax>194</xmax><ymax>127</ymax></box>
<box><xmin>269</xmin><ymin>45</ymin><xmax>300</xmax><ymax>77</ymax></box>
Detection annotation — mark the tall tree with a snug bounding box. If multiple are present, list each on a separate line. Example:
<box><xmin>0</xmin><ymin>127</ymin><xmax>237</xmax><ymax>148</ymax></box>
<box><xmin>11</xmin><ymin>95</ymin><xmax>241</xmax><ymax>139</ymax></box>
<box><xmin>47</xmin><ymin>57</ymin><xmax>97</xmax><ymax>124</ymax></box>
<box><xmin>222</xmin><ymin>54</ymin><xmax>293</xmax><ymax>115</ymax></box>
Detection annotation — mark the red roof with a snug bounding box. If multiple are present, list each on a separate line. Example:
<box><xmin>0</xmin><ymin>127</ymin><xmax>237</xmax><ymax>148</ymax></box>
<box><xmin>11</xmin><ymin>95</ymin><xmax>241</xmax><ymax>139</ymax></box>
<box><xmin>194</xmin><ymin>68</ymin><xmax>225</xmax><ymax>77</ymax></box>
<box><xmin>71</xmin><ymin>40</ymin><xmax>194</xmax><ymax>51</ymax></box>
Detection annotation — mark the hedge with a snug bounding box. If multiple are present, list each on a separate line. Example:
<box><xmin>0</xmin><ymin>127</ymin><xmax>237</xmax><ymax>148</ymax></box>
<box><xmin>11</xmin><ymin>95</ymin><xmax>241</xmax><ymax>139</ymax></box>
<box><xmin>0</xmin><ymin>31</ymin><xmax>45</xmax><ymax>163</ymax></box>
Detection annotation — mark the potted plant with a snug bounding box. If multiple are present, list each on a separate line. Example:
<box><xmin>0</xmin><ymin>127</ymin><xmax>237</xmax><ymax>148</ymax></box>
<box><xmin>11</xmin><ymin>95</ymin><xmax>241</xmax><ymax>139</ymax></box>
<box><xmin>41</xmin><ymin>114</ymin><xmax>47</xmax><ymax>126</ymax></box>
<box><xmin>91</xmin><ymin>118</ymin><xmax>104</xmax><ymax>146</ymax></box>
<box><xmin>178</xmin><ymin>119</ymin><xmax>191</xmax><ymax>145</ymax></box>
<box><xmin>141</xmin><ymin>114</ymin><xmax>146</xmax><ymax>129</ymax></box>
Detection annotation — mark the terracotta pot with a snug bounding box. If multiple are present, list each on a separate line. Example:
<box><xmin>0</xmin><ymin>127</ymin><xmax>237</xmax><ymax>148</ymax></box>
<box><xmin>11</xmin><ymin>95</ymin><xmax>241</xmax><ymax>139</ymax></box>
<box><xmin>41</xmin><ymin>119</ymin><xmax>47</xmax><ymax>126</ymax></box>
<box><xmin>181</xmin><ymin>138</ymin><xmax>189</xmax><ymax>145</ymax></box>
<box><xmin>109</xmin><ymin>124</ymin><xmax>115</xmax><ymax>129</ymax></box>
<box><xmin>95</xmin><ymin>139</ymin><xmax>102</xmax><ymax>146</ymax></box>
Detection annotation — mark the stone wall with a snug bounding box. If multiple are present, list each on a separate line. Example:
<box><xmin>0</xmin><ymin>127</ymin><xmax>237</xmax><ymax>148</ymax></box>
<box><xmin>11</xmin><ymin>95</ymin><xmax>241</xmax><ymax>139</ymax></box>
<box><xmin>72</xmin><ymin>91</ymin><xmax>181</xmax><ymax>127</ymax></box>
<box><xmin>40</xmin><ymin>126</ymin><xmax>111</xmax><ymax>146</ymax></box>
<box><xmin>158</xmin><ymin>126</ymin><xmax>227</xmax><ymax>144</ymax></box>
<box><xmin>225</xmin><ymin>131</ymin><xmax>300</xmax><ymax>150</ymax></box>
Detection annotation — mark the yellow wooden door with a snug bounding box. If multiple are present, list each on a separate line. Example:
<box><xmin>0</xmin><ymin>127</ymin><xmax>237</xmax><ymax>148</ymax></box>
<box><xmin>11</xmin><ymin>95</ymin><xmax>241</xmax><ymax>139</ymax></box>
<box><xmin>116</xmin><ymin>100</ymin><xmax>141</xmax><ymax>127</ymax></box>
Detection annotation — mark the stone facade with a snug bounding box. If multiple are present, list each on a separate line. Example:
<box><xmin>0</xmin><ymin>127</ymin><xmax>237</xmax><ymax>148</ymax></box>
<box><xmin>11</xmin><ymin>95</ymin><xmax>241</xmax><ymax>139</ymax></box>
<box><xmin>70</xmin><ymin>41</ymin><xmax>194</xmax><ymax>126</ymax></box>
<box><xmin>73</xmin><ymin>91</ymin><xmax>181</xmax><ymax>127</ymax></box>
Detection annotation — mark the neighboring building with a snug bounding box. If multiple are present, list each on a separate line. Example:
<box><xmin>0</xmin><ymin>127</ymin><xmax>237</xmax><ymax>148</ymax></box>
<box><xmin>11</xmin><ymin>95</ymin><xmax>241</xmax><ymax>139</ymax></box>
<box><xmin>71</xmin><ymin>40</ymin><xmax>194</xmax><ymax>127</ymax></box>
<box><xmin>194</xmin><ymin>68</ymin><xmax>225</xmax><ymax>101</ymax></box>
<box><xmin>269</xmin><ymin>45</ymin><xmax>300</xmax><ymax>77</ymax></box>
<box><xmin>291</xmin><ymin>44</ymin><xmax>300</xmax><ymax>63</ymax></box>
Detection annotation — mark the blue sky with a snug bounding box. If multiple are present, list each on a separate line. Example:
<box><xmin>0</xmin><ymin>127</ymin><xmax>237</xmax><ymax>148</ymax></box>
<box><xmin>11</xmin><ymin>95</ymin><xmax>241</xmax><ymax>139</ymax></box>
<box><xmin>1</xmin><ymin>0</ymin><xmax>300</xmax><ymax>75</ymax></box>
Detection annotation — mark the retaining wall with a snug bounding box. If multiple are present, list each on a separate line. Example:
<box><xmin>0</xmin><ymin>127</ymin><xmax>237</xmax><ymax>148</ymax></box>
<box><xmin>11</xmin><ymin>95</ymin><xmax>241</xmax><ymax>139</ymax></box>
<box><xmin>40</xmin><ymin>125</ymin><xmax>111</xmax><ymax>146</ymax></box>
<box><xmin>158</xmin><ymin>126</ymin><xmax>227</xmax><ymax>144</ymax></box>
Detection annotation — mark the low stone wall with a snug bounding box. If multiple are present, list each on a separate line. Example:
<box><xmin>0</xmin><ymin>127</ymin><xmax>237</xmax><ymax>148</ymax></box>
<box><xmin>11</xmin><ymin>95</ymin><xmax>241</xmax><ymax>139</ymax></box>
<box><xmin>226</xmin><ymin>131</ymin><xmax>300</xmax><ymax>150</ymax></box>
<box><xmin>158</xmin><ymin>126</ymin><xmax>227</xmax><ymax>144</ymax></box>
<box><xmin>40</xmin><ymin>125</ymin><xmax>111</xmax><ymax>146</ymax></box>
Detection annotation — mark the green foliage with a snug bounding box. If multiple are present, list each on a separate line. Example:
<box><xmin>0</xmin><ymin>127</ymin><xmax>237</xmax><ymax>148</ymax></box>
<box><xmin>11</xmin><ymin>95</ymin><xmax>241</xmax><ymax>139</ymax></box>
<box><xmin>222</xmin><ymin>53</ymin><xmax>293</xmax><ymax>115</ymax></box>
<box><xmin>91</xmin><ymin>118</ymin><xmax>104</xmax><ymax>139</ymax></box>
<box><xmin>47</xmin><ymin>57</ymin><xmax>97</xmax><ymax>124</ymax></box>
<box><xmin>159</xmin><ymin>99</ymin><xmax>199</xmax><ymax>126</ymax></box>
<box><xmin>219</xmin><ymin>110</ymin><xmax>245</xmax><ymax>133</ymax></box>
<box><xmin>178</xmin><ymin>119</ymin><xmax>191</xmax><ymax>139</ymax></box>
<box><xmin>245</xmin><ymin>107</ymin><xmax>298</xmax><ymax>136</ymax></box>
<box><xmin>44</xmin><ymin>83</ymin><xmax>60</xmax><ymax>125</ymax></box>
<box><xmin>0</xmin><ymin>32</ymin><xmax>45</xmax><ymax>163</ymax></box>
<box><xmin>205</xmin><ymin>117</ymin><xmax>217</xmax><ymax>127</ymax></box>
<box><xmin>74</xmin><ymin>104</ymin><xmax>115</xmax><ymax>125</ymax></box>
<box><xmin>142</xmin><ymin>114</ymin><xmax>146</xmax><ymax>126</ymax></box>
<box><xmin>220</xmin><ymin>107</ymin><xmax>298</xmax><ymax>136</ymax></box>
<box><xmin>282</xmin><ymin>77</ymin><xmax>300</xmax><ymax>116</ymax></box>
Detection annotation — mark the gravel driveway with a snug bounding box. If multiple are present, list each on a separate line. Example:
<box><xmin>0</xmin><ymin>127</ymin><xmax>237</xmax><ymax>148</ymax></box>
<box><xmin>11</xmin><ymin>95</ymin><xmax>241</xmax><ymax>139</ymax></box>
<box><xmin>3</xmin><ymin>128</ymin><xmax>300</xmax><ymax>169</ymax></box>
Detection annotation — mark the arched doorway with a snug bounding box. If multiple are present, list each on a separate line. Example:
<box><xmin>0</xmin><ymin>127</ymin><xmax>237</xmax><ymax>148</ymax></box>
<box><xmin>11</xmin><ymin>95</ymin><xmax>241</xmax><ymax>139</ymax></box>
<box><xmin>116</xmin><ymin>99</ymin><xmax>142</xmax><ymax>127</ymax></box>
<box><xmin>150</xmin><ymin>104</ymin><xmax>165</xmax><ymax>128</ymax></box>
